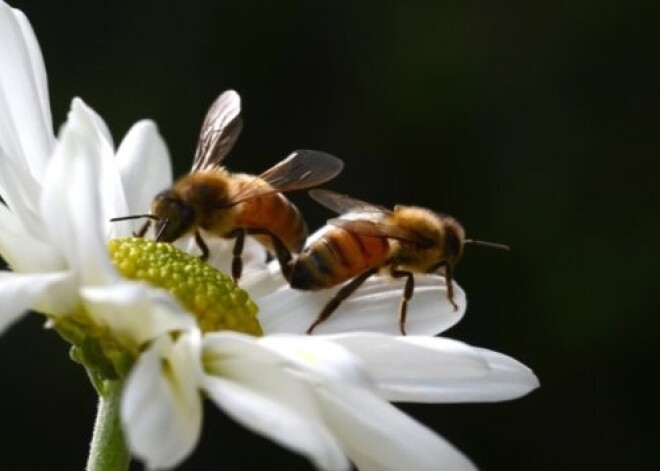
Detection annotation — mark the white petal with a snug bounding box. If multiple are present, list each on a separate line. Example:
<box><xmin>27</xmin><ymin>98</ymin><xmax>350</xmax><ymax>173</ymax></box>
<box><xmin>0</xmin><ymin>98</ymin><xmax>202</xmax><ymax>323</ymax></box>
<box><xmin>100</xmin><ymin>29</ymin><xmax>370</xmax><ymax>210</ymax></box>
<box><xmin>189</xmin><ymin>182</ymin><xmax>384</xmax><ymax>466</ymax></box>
<box><xmin>41</xmin><ymin>99</ymin><xmax>116</xmax><ymax>284</ymax></box>
<box><xmin>240</xmin><ymin>236</ymin><xmax>271</xmax><ymax>275</ymax></box>
<box><xmin>240</xmin><ymin>257</ymin><xmax>287</xmax><ymax>300</ymax></box>
<box><xmin>316</xmin><ymin>384</ymin><xmax>477</xmax><ymax>471</ymax></box>
<box><xmin>0</xmin><ymin>203</ymin><xmax>63</xmax><ymax>272</ymax></box>
<box><xmin>204</xmin><ymin>375</ymin><xmax>349</xmax><ymax>471</ymax></box>
<box><xmin>202</xmin><ymin>330</ymin><xmax>287</xmax><ymax>368</ymax></box>
<box><xmin>67</xmin><ymin>97</ymin><xmax>114</xmax><ymax>147</ymax></box>
<box><xmin>202</xmin><ymin>333</ymin><xmax>349</xmax><ymax>470</ymax></box>
<box><xmin>461</xmin><ymin>347</ymin><xmax>540</xmax><ymax>402</ymax></box>
<box><xmin>122</xmin><ymin>333</ymin><xmax>202</xmax><ymax>470</ymax></box>
<box><xmin>0</xmin><ymin>148</ymin><xmax>44</xmax><ymax>236</ymax></box>
<box><xmin>115</xmin><ymin>120</ymin><xmax>171</xmax><ymax>222</ymax></box>
<box><xmin>258</xmin><ymin>335</ymin><xmax>375</xmax><ymax>390</ymax></box>
<box><xmin>67</xmin><ymin>98</ymin><xmax>131</xmax><ymax>238</ymax></box>
<box><xmin>326</xmin><ymin>333</ymin><xmax>487</xmax><ymax>397</ymax></box>
<box><xmin>328</xmin><ymin>333</ymin><xmax>539</xmax><ymax>403</ymax></box>
<box><xmin>259</xmin><ymin>275</ymin><xmax>465</xmax><ymax>336</ymax></box>
<box><xmin>13</xmin><ymin>7</ymin><xmax>51</xmax><ymax>144</ymax></box>
<box><xmin>0</xmin><ymin>2</ymin><xmax>54</xmax><ymax>181</ymax></box>
<box><xmin>81</xmin><ymin>282</ymin><xmax>195</xmax><ymax>349</ymax></box>
<box><xmin>0</xmin><ymin>270</ymin><xmax>72</xmax><ymax>334</ymax></box>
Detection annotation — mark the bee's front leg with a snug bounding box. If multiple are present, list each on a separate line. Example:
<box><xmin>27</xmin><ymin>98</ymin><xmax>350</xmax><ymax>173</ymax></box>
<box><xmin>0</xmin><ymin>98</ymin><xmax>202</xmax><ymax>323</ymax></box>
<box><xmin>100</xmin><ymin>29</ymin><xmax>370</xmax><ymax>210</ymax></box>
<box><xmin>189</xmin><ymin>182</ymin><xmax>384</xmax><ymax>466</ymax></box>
<box><xmin>135</xmin><ymin>220</ymin><xmax>150</xmax><ymax>238</ymax></box>
<box><xmin>195</xmin><ymin>230</ymin><xmax>210</xmax><ymax>261</ymax></box>
<box><xmin>390</xmin><ymin>269</ymin><xmax>415</xmax><ymax>335</ymax></box>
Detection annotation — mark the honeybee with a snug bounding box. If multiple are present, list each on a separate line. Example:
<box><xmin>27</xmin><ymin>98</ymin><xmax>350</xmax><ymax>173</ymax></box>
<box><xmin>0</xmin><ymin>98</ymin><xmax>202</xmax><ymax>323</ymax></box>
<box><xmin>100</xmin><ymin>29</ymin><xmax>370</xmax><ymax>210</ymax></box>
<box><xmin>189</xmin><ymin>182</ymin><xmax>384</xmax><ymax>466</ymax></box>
<box><xmin>289</xmin><ymin>189</ymin><xmax>509</xmax><ymax>335</ymax></box>
<box><xmin>111</xmin><ymin>90</ymin><xmax>344</xmax><ymax>281</ymax></box>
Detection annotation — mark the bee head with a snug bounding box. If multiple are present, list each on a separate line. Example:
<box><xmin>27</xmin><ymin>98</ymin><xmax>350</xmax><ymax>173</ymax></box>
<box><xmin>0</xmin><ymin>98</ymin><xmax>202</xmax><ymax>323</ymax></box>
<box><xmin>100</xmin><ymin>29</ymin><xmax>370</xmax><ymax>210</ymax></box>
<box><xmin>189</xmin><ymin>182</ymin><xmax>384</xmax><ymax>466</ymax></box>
<box><xmin>151</xmin><ymin>190</ymin><xmax>197</xmax><ymax>242</ymax></box>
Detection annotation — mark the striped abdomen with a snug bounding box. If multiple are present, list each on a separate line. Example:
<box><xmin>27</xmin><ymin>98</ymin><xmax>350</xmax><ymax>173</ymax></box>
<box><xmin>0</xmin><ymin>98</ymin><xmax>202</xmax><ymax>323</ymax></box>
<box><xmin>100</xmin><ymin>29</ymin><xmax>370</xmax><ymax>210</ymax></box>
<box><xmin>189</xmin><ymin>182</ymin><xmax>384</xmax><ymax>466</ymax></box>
<box><xmin>234</xmin><ymin>192</ymin><xmax>308</xmax><ymax>253</ymax></box>
<box><xmin>290</xmin><ymin>228</ymin><xmax>390</xmax><ymax>290</ymax></box>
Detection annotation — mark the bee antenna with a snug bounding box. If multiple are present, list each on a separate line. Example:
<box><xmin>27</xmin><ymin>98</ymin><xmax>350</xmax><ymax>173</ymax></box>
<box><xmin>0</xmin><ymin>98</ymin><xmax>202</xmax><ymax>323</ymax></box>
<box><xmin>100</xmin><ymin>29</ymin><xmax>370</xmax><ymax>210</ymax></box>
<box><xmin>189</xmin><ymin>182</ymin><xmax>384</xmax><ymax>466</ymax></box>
<box><xmin>464</xmin><ymin>239</ymin><xmax>510</xmax><ymax>251</ymax></box>
<box><xmin>155</xmin><ymin>217</ymin><xmax>169</xmax><ymax>241</ymax></box>
<box><xmin>110</xmin><ymin>214</ymin><xmax>160</xmax><ymax>223</ymax></box>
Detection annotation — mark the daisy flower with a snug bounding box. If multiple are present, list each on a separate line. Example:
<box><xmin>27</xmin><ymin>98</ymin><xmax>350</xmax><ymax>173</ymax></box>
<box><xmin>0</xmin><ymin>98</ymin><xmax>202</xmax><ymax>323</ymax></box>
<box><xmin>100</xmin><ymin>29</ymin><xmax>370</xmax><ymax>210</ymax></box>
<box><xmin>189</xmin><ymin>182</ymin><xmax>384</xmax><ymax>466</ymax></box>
<box><xmin>0</xmin><ymin>1</ymin><xmax>196</xmax><ymax>356</ymax></box>
<box><xmin>0</xmin><ymin>2</ymin><xmax>539</xmax><ymax>470</ymax></box>
<box><xmin>124</xmin><ymin>328</ymin><xmax>537</xmax><ymax>470</ymax></box>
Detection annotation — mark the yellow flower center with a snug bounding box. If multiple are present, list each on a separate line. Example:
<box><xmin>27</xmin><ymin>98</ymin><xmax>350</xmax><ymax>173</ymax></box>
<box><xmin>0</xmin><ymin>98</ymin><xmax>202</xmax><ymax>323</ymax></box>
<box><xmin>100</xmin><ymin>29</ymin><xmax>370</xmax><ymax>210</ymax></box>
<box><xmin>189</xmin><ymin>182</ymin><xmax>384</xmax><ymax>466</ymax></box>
<box><xmin>107</xmin><ymin>237</ymin><xmax>261</xmax><ymax>336</ymax></box>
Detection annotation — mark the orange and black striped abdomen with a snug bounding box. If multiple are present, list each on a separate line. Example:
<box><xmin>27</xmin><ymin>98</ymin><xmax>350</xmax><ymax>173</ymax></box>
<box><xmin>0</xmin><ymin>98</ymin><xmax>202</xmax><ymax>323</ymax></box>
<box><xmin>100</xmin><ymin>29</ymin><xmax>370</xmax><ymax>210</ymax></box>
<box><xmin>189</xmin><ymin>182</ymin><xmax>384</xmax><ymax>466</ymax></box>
<box><xmin>290</xmin><ymin>228</ymin><xmax>390</xmax><ymax>290</ymax></box>
<box><xmin>234</xmin><ymin>192</ymin><xmax>308</xmax><ymax>253</ymax></box>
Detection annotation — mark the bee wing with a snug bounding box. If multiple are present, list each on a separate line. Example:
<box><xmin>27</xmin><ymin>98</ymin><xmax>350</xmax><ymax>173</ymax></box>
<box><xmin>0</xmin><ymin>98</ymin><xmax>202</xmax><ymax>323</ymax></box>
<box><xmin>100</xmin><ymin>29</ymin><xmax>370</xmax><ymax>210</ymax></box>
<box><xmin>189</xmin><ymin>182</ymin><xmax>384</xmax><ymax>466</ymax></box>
<box><xmin>229</xmin><ymin>150</ymin><xmax>344</xmax><ymax>204</ymax></box>
<box><xmin>328</xmin><ymin>217</ymin><xmax>431</xmax><ymax>245</ymax></box>
<box><xmin>309</xmin><ymin>188</ymin><xmax>391</xmax><ymax>216</ymax></box>
<box><xmin>191</xmin><ymin>90</ymin><xmax>243</xmax><ymax>173</ymax></box>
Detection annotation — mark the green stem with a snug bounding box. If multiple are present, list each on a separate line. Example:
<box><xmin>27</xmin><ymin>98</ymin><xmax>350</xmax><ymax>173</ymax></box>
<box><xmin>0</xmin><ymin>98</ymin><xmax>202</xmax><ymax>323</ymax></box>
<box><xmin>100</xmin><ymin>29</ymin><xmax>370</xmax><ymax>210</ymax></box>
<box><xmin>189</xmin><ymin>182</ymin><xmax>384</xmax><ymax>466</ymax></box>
<box><xmin>86</xmin><ymin>379</ymin><xmax>130</xmax><ymax>471</ymax></box>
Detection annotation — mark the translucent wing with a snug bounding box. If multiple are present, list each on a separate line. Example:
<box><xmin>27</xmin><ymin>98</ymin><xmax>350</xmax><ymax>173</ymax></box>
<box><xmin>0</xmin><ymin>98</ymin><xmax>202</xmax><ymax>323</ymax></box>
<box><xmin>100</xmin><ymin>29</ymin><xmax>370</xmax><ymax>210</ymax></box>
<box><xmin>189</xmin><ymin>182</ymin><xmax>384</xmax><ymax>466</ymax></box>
<box><xmin>313</xmin><ymin>190</ymin><xmax>431</xmax><ymax>245</ymax></box>
<box><xmin>191</xmin><ymin>90</ymin><xmax>243</xmax><ymax>173</ymax></box>
<box><xmin>228</xmin><ymin>150</ymin><xmax>344</xmax><ymax>204</ymax></box>
<box><xmin>309</xmin><ymin>189</ymin><xmax>390</xmax><ymax>216</ymax></box>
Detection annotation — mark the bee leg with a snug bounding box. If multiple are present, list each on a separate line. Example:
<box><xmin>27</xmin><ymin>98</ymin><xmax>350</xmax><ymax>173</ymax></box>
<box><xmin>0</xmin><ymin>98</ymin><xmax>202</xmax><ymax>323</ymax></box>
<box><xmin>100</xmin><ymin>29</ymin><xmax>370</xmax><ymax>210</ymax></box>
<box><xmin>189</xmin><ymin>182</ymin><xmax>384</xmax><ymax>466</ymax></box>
<box><xmin>306</xmin><ymin>267</ymin><xmax>378</xmax><ymax>335</ymax></box>
<box><xmin>444</xmin><ymin>263</ymin><xmax>458</xmax><ymax>311</ymax></box>
<box><xmin>195</xmin><ymin>230</ymin><xmax>209</xmax><ymax>261</ymax></box>
<box><xmin>134</xmin><ymin>220</ymin><xmax>150</xmax><ymax>238</ymax></box>
<box><xmin>434</xmin><ymin>261</ymin><xmax>458</xmax><ymax>311</ymax></box>
<box><xmin>245</xmin><ymin>229</ymin><xmax>293</xmax><ymax>281</ymax></box>
<box><xmin>391</xmin><ymin>269</ymin><xmax>414</xmax><ymax>335</ymax></box>
<box><xmin>231</xmin><ymin>229</ymin><xmax>246</xmax><ymax>283</ymax></box>
<box><xmin>269</xmin><ymin>235</ymin><xmax>293</xmax><ymax>281</ymax></box>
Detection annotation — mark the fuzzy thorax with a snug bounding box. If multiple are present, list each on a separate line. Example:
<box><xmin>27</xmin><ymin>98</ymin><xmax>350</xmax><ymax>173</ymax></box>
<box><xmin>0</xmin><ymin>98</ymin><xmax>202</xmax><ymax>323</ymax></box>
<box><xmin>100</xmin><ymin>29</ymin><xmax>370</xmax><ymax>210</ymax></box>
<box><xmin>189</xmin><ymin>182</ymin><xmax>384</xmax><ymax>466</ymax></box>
<box><xmin>388</xmin><ymin>205</ymin><xmax>465</xmax><ymax>272</ymax></box>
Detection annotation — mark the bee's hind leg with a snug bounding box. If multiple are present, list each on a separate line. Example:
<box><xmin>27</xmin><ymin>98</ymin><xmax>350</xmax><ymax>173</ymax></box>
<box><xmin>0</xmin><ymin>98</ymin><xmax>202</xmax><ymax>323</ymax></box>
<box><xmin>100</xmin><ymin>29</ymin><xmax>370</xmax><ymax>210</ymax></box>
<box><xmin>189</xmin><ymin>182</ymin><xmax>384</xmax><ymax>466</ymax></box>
<box><xmin>307</xmin><ymin>267</ymin><xmax>378</xmax><ymax>335</ymax></box>
<box><xmin>245</xmin><ymin>229</ymin><xmax>293</xmax><ymax>281</ymax></box>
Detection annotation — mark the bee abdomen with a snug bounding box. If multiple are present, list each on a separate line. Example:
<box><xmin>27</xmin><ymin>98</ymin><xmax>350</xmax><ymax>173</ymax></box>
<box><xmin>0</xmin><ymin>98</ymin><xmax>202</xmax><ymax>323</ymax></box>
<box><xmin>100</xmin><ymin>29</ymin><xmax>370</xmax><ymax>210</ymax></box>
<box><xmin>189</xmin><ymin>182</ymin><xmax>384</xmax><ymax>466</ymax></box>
<box><xmin>235</xmin><ymin>193</ymin><xmax>307</xmax><ymax>252</ymax></box>
<box><xmin>290</xmin><ymin>242</ymin><xmax>338</xmax><ymax>290</ymax></box>
<box><xmin>290</xmin><ymin>229</ymin><xmax>389</xmax><ymax>290</ymax></box>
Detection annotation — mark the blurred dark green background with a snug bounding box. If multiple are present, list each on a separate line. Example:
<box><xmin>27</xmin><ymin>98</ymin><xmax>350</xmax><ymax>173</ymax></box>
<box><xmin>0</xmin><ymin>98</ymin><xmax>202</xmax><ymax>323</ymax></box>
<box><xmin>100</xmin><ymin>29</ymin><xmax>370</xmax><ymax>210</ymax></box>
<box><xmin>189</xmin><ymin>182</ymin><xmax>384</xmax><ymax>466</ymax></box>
<box><xmin>1</xmin><ymin>0</ymin><xmax>657</xmax><ymax>469</ymax></box>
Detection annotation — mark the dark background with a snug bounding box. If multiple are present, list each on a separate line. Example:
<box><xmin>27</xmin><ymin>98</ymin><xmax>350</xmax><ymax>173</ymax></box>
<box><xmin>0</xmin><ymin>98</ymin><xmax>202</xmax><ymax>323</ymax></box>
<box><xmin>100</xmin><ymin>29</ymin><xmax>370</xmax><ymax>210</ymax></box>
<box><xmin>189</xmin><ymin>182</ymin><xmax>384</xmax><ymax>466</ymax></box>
<box><xmin>1</xmin><ymin>0</ymin><xmax>658</xmax><ymax>469</ymax></box>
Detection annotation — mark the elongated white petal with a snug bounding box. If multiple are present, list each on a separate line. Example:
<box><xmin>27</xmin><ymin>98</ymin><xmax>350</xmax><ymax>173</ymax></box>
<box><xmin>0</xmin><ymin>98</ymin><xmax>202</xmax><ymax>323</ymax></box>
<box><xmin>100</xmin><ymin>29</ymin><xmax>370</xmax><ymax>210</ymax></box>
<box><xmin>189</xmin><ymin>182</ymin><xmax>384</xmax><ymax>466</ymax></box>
<box><xmin>258</xmin><ymin>275</ymin><xmax>465</xmax><ymax>336</ymax></box>
<box><xmin>41</xmin><ymin>100</ymin><xmax>116</xmax><ymax>284</ymax></box>
<box><xmin>0</xmin><ymin>203</ymin><xmax>63</xmax><ymax>272</ymax></box>
<box><xmin>258</xmin><ymin>335</ymin><xmax>375</xmax><ymax>390</ymax></box>
<box><xmin>0</xmin><ymin>2</ymin><xmax>53</xmax><ymax>181</ymax></box>
<box><xmin>327</xmin><ymin>333</ymin><xmax>538</xmax><ymax>403</ymax></box>
<box><xmin>316</xmin><ymin>384</ymin><xmax>477</xmax><ymax>471</ymax></box>
<box><xmin>81</xmin><ymin>283</ymin><xmax>195</xmax><ymax>349</ymax></box>
<box><xmin>0</xmin><ymin>148</ymin><xmax>44</xmax><ymax>236</ymax></box>
<box><xmin>122</xmin><ymin>333</ymin><xmax>202</xmax><ymax>470</ymax></box>
<box><xmin>68</xmin><ymin>98</ymin><xmax>131</xmax><ymax>235</ymax></box>
<box><xmin>325</xmin><ymin>333</ymin><xmax>486</xmax><ymax>381</ymax></box>
<box><xmin>0</xmin><ymin>270</ymin><xmax>72</xmax><ymax>334</ymax></box>
<box><xmin>238</xmin><ymin>256</ymin><xmax>286</xmax><ymax>299</ymax></box>
<box><xmin>115</xmin><ymin>120</ymin><xmax>171</xmax><ymax>228</ymax></box>
<box><xmin>202</xmin><ymin>333</ymin><xmax>349</xmax><ymax>470</ymax></box>
<box><xmin>202</xmin><ymin>330</ymin><xmax>288</xmax><ymax>367</ymax></box>
<box><xmin>204</xmin><ymin>375</ymin><xmax>349</xmax><ymax>471</ymax></box>
<box><xmin>461</xmin><ymin>347</ymin><xmax>540</xmax><ymax>402</ymax></box>
<box><xmin>13</xmin><ymin>7</ymin><xmax>51</xmax><ymax>147</ymax></box>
